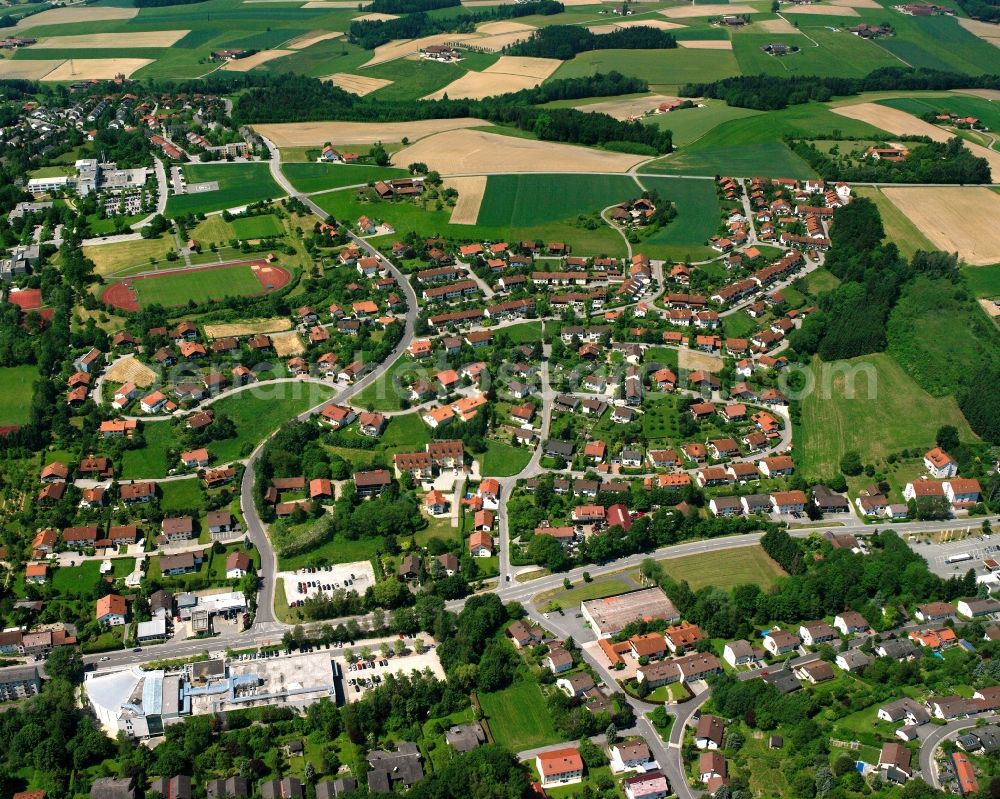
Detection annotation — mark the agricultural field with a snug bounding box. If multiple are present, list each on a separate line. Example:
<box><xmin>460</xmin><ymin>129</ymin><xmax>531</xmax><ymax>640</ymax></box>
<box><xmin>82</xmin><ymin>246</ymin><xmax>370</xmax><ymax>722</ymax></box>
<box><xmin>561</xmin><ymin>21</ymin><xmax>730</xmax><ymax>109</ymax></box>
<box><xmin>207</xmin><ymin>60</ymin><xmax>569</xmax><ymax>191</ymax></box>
<box><xmin>852</xmin><ymin>187</ymin><xmax>935</xmax><ymax>260</ymax></box>
<box><xmin>638</xmin><ymin>176</ymin><xmax>721</xmax><ymax>261</ymax></box>
<box><xmin>229</xmin><ymin>214</ymin><xmax>284</xmax><ymax>239</ymax></box>
<box><xmin>165</xmin><ymin>163</ymin><xmax>283</xmax><ymax>217</ymax></box>
<box><xmin>552</xmin><ymin>48</ymin><xmax>741</xmax><ymax>92</ymax></box>
<box><xmin>965</xmin><ymin>264</ymin><xmax>1000</xmax><ymax>299</ymax></box>
<box><xmin>654</xmin><ymin>545</ymin><xmax>787</xmax><ymax>591</ymax></box>
<box><xmin>476</xmin><ymin>174</ymin><xmax>643</xmax><ymax>227</ymax></box>
<box><xmin>731</xmin><ymin>29</ymin><xmax>904</xmax><ymax>79</ymax></box>
<box><xmin>0</xmin><ymin>365</ymin><xmax>38</xmax><ymax>425</ymax></box>
<box><xmin>878</xmin><ymin>94</ymin><xmax>1000</xmax><ymax>136</ymax></box>
<box><xmin>796</xmin><ymin>353</ymin><xmax>977</xmax><ymax>480</ymax></box>
<box><xmin>642</xmin><ymin>100</ymin><xmax>762</xmax><ymax>148</ymax></box>
<box><xmin>282</xmin><ymin>163</ymin><xmax>409</xmax><ymax>194</ymax></box>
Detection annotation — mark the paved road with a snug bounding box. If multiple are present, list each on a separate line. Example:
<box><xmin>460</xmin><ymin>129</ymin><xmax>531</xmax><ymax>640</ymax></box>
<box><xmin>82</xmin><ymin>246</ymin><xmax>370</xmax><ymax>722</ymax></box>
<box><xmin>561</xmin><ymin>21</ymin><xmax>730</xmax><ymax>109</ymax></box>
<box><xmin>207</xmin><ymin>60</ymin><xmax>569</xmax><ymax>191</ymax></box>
<box><xmin>918</xmin><ymin>718</ymin><xmax>980</xmax><ymax>788</ymax></box>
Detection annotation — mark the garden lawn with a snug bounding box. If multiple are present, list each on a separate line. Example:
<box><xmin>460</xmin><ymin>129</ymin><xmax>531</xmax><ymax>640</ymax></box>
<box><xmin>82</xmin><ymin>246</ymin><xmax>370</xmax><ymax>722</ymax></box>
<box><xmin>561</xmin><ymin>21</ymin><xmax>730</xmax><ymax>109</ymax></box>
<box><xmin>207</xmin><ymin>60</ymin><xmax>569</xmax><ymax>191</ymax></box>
<box><xmin>120</xmin><ymin>421</ymin><xmax>175</xmax><ymax>479</ymax></box>
<box><xmin>229</xmin><ymin>214</ymin><xmax>284</xmax><ymax>239</ymax></box>
<box><xmin>654</xmin><ymin>545</ymin><xmax>786</xmax><ymax>591</ymax></box>
<box><xmin>0</xmin><ymin>365</ymin><xmax>38</xmax><ymax>425</ymax></box>
<box><xmin>479</xmin><ymin>678</ymin><xmax>561</xmax><ymax>751</ymax></box>
<box><xmin>477</xmin><ymin>175</ymin><xmax>642</xmax><ymax>228</ymax></box>
<box><xmin>206</xmin><ymin>382</ymin><xmax>336</xmax><ymax>462</ymax></box>
<box><xmin>277</xmin><ymin>533</ymin><xmax>381</xmax><ymax>571</ymax></box>
<box><xmin>534</xmin><ymin>576</ymin><xmax>632</xmax><ymax>607</ymax></box>
<box><xmin>796</xmin><ymin>353</ymin><xmax>977</xmax><ymax>480</ymax></box>
<box><xmin>350</xmin><ymin>355</ymin><xmax>427</xmax><ymax>411</ymax></box>
<box><xmin>131</xmin><ymin>263</ymin><xmax>263</xmax><ymax>308</ymax></box>
<box><xmin>501</xmin><ymin>321</ymin><xmax>545</xmax><ymax>343</ymax></box>
<box><xmin>641</xmin><ymin>394</ymin><xmax>680</xmax><ymax>443</ymax></box>
<box><xmin>638</xmin><ymin>176</ymin><xmax>721</xmax><ymax>261</ymax></box>
<box><xmin>51</xmin><ymin>559</ymin><xmax>135</xmax><ymax>598</ymax></box>
<box><xmin>282</xmin><ymin>163</ymin><xmax>409</xmax><ymax>194</ymax></box>
<box><xmin>166</xmin><ymin>163</ymin><xmax>283</xmax><ymax>217</ymax></box>
<box><xmin>158</xmin><ymin>478</ymin><xmax>203</xmax><ymax>511</ymax></box>
<box><xmin>481</xmin><ymin>441</ymin><xmax>532</xmax><ymax>477</ymax></box>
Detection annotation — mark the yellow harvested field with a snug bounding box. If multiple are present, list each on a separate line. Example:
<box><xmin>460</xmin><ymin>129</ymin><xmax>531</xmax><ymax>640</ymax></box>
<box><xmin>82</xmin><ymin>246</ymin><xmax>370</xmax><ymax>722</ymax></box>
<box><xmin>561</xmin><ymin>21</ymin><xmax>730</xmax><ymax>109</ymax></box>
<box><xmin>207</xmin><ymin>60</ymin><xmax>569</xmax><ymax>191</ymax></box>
<box><xmin>424</xmin><ymin>56</ymin><xmax>560</xmax><ymax>100</ymax></box>
<box><xmin>473</xmin><ymin>31</ymin><xmax>535</xmax><ymax>50</ymax></box>
<box><xmin>485</xmin><ymin>55</ymin><xmax>560</xmax><ymax>80</ymax></box>
<box><xmin>958</xmin><ymin>18</ymin><xmax>1000</xmax><ymax>47</ymax></box>
<box><xmin>256</xmin><ymin>117</ymin><xmax>488</xmax><ymax>147</ymax></box>
<box><xmin>364</xmin><ymin>33</ymin><xmax>479</xmax><ymax>67</ymax></box>
<box><xmin>829</xmin><ymin>0</ymin><xmax>881</xmax><ymax>6</ymax></box>
<box><xmin>955</xmin><ymin>88</ymin><xmax>1000</xmax><ymax>100</ymax></box>
<box><xmin>677</xmin><ymin>39</ymin><xmax>733</xmax><ymax>48</ymax></box>
<box><xmin>979</xmin><ymin>299</ymin><xmax>1000</xmax><ymax>320</ymax></box>
<box><xmin>220</xmin><ymin>49</ymin><xmax>293</xmax><ymax>71</ymax></box>
<box><xmin>0</xmin><ymin>59</ymin><xmax>64</xmax><ymax>79</ymax></box>
<box><xmin>881</xmin><ymin>187</ymin><xmax>1000</xmax><ymax>267</ymax></box>
<box><xmin>783</xmin><ymin>3</ymin><xmax>858</xmax><ymax>12</ymax></box>
<box><xmin>35</xmin><ymin>30</ymin><xmax>188</xmax><ymax>48</ymax></box>
<box><xmin>203</xmin><ymin>318</ymin><xmax>293</xmax><ymax>339</ymax></box>
<box><xmin>271</xmin><ymin>331</ymin><xmax>305</xmax><ymax>356</ymax></box>
<box><xmin>756</xmin><ymin>17</ymin><xmax>801</xmax><ymax>32</ymax></box>
<box><xmin>661</xmin><ymin>3</ymin><xmax>755</xmax><ymax>16</ymax></box>
<box><xmin>476</xmin><ymin>21</ymin><xmax>535</xmax><ymax>34</ymax></box>
<box><xmin>321</xmin><ymin>72</ymin><xmax>392</xmax><ymax>95</ymax></box>
<box><xmin>352</xmin><ymin>12</ymin><xmax>400</xmax><ymax>20</ymax></box>
<box><xmin>105</xmin><ymin>356</ymin><xmax>156</xmax><ymax>388</ymax></box>
<box><xmin>14</xmin><ymin>6</ymin><xmax>136</xmax><ymax>30</ymax></box>
<box><xmin>445</xmin><ymin>176</ymin><xmax>488</xmax><ymax>224</ymax></box>
<box><xmin>42</xmin><ymin>58</ymin><xmax>153</xmax><ymax>81</ymax></box>
<box><xmin>575</xmin><ymin>93</ymin><xmax>680</xmax><ymax>120</ymax></box>
<box><xmin>391</xmin><ymin>129</ymin><xmax>646</xmax><ymax>175</ymax></box>
<box><xmin>679</xmin><ymin>349</ymin><xmax>724</xmax><ymax>373</ymax></box>
<box><xmin>286</xmin><ymin>30</ymin><xmax>344</xmax><ymax>49</ymax></box>
<box><xmin>833</xmin><ymin>102</ymin><xmax>1000</xmax><ymax>175</ymax></box>
<box><xmin>615</xmin><ymin>18</ymin><xmax>686</xmax><ymax>29</ymax></box>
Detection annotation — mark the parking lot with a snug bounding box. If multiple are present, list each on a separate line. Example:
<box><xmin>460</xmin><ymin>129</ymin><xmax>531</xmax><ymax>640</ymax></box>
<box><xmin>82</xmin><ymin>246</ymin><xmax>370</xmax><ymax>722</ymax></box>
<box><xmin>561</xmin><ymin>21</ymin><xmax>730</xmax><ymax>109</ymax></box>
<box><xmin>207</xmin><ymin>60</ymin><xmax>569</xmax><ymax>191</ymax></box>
<box><xmin>907</xmin><ymin>531</ymin><xmax>996</xmax><ymax>577</ymax></box>
<box><xmin>277</xmin><ymin>560</ymin><xmax>376</xmax><ymax>608</ymax></box>
<box><xmin>335</xmin><ymin>647</ymin><xmax>444</xmax><ymax>701</ymax></box>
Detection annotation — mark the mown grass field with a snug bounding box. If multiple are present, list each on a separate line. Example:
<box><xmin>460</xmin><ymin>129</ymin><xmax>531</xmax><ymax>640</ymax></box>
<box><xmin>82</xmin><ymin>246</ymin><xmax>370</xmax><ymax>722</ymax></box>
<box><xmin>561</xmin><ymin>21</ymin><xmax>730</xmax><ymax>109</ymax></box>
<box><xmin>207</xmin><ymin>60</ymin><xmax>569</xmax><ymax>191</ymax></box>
<box><xmin>159</xmin><ymin>477</ymin><xmax>204</xmax><ymax>512</ymax></box>
<box><xmin>229</xmin><ymin>214</ymin><xmax>284</xmax><ymax>239</ymax></box>
<box><xmin>639</xmin><ymin>176</ymin><xmax>721</xmax><ymax>261</ymax></box>
<box><xmin>477</xmin><ymin>174</ymin><xmax>642</xmax><ymax>228</ymax></box>
<box><xmin>732</xmin><ymin>29</ymin><xmax>904</xmax><ymax>78</ymax></box>
<box><xmin>479</xmin><ymin>678</ymin><xmax>561</xmax><ymax>752</ymax></box>
<box><xmin>131</xmin><ymin>263</ymin><xmax>262</xmax><ymax>307</ymax></box>
<box><xmin>864</xmin><ymin>11</ymin><xmax>1000</xmax><ymax>75</ymax></box>
<box><xmin>121</xmin><ymin>420</ymin><xmax>175</xmax><ymax>479</ymax></box>
<box><xmin>166</xmin><ymin>163</ymin><xmax>282</xmax><ymax>218</ymax></box>
<box><xmin>655</xmin><ymin>545</ymin><xmax>787</xmax><ymax>591</ymax></box>
<box><xmin>51</xmin><ymin>559</ymin><xmax>136</xmax><ymax>597</ymax></box>
<box><xmin>964</xmin><ymin>264</ymin><xmax>1000</xmax><ymax>298</ymax></box>
<box><xmin>0</xmin><ymin>365</ymin><xmax>38</xmax><ymax>425</ymax></box>
<box><xmin>642</xmin><ymin>100</ymin><xmax>762</xmax><ymax>148</ymax></box>
<box><xmin>796</xmin><ymin>353</ymin><xmax>977</xmax><ymax>480</ymax></box>
<box><xmin>83</xmin><ymin>235</ymin><xmax>176</xmax><ymax>276</ymax></box>
<box><xmin>282</xmin><ymin>163</ymin><xmax>409</xmax><ymax>195</ymax></box>
<box><xmin>534</xmin><ymin>576</ymin><xmax>632</xmax><ymax>607</ymax></box>
<box><xmin>481</xmin><ymin>440</ymin><xmax>532</xmax><ymax>477</ymax></box>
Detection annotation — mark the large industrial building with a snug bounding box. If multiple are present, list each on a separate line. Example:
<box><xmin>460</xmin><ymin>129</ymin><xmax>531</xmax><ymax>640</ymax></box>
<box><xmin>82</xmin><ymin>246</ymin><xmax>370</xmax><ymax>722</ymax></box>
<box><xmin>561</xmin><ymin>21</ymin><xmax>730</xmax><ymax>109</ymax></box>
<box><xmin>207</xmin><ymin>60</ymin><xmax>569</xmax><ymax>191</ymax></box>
<box><xmin>581</xmin><ymin>587</ymin><xmax>681</xmax><ymax>638</ymax></box>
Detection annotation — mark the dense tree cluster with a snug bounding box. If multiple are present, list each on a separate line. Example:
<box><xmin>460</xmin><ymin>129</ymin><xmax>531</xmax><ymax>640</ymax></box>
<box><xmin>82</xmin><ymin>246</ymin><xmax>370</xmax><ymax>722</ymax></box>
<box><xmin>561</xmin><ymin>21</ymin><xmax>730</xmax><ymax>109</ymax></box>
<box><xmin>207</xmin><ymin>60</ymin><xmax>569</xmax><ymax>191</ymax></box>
<box><xmin>961</xmin><ymin>366</ymin><xmax>1000</xmax><ymax>444</ymax></box>
<box><xmin>955</xmin><ymin>0</ymin><xmax>1000</xmax><ymax>22</ymax></box>
<box><xmin>789</xmin><ymin>136</ymin><xmax>991</xmax><ymax>184</ymax></box>
<box><xmin>679</xmin><ymin>67</ymin><xmax>1000</xmax><ymax>110</ymax></box>
<box><xmin>365</xmin><ymin>0</ymin><xmax>460</xmax><ymax>12</ymax></box>
<box><xmin>133</xmin><ymin>0</ymin><xmax>210</xmax><ymax>7</ymax></box>
<box><xmin>508</xmin><ymin>24</ymin><xmax>676</xmax><ymax>60</ymax></box>
<box><xmin>231</xmin><ymin>73</ymin><xmax>672</xmax><ymax>153</ymax></box>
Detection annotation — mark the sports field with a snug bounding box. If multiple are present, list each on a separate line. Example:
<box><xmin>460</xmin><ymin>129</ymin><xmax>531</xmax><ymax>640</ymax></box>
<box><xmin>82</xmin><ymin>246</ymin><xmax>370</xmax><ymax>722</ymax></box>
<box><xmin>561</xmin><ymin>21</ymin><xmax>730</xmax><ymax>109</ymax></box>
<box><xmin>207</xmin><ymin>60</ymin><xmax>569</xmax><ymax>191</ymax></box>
<box><xmin>796</xmin><ymin>353</ymin><xmax>977</xmax><ymax>479</ymax></box>
<box><xmin>655</xmin><ymin>545</ymin><xmax>787</xmax><ymax>591</ymax></box>
<box><xmin>230</xmin><ymin>214</ymin><xmax>284</xmax><ymax>239</ymax></box>
<box><xmin>0</xmin><ymin>365</ymin><xmax>38</xmax><ymax>425</ymax></box>
<box><xmin>479</xmin><ymin>679</ymin><xmax>561</xmax><ymax>751</ymax></box>
<box><xmin>477</xmin><ymin>174</ymin><xmax>642</xmax><ymax>227</ymax></box>
<box><xmin>165</xmin><ymin>163</ymin><xmax>283</xmax><ymax>218</ymax></box>
<box><xmin>83</xmin><ymin>236</ymin><xmax>176</xmax><ymax>276</ymax></box>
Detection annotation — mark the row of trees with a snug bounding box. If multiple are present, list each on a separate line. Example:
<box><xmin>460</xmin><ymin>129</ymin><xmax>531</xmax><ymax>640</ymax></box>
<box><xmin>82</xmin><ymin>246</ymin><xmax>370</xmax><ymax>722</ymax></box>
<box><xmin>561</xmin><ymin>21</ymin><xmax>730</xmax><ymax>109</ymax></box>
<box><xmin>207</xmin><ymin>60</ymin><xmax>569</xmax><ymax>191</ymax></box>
<box><xmin>679</xmin><ymin>67</ymin><xmax>1000</xmax><ymax>110</ymax></box>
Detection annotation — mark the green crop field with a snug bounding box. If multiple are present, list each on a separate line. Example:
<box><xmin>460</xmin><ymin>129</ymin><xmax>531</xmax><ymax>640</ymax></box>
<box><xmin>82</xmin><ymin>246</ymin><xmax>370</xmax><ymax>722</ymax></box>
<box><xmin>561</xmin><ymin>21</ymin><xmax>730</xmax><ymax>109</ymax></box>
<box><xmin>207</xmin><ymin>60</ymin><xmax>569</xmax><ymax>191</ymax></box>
<box><xmin>964</xmin><ymin>264</ymin><xmax>1000</xmax><ymax>298</ymax></box>
<box><xmin>643</xmin><ymin>100</ymin><xmax>762</xmax><ymax>148</ymax></box>
<box><xmin>481</xmin><ymin>441</ymin><xmax>532</xmax><ymax>477</ymax></box>
<box><xmin>205</xmin><ymin>382</ymin><xmax>336</xmax><ymax>462</ymax></box>
<box><xmin>479</xmin><ymin>678</ymin><xmax>561</xmax><ymax>751</ymax></box>
<box><xmin>282</xmin><ymin>163</ymin><xmax>409</xmax><ymax>195</ymax></box>
<box><xmin>638</xmin><ymin>176</ymin><xmax>721</xmax><ymax>260</ymax></box>
<box><xmin>655</xmin><ymin>545</ymin><xmax>787</xmax><ymax>591</ymax></box>
<box><xmin>477</xmin><ymin>174</ymin><xmax>642</xmax><ymax>227</ymax></box>
<box><xmin>166</xmin><ymin>163</ymin><xmax>282</xmax><ymax>218</ymax></box>
<box><xmin>552</xmin><ymin>48</ymin><xmax>740</xmax><ymax>90</ymax></box>
<box><xmin>796</xmin><ymin>353</ymin><xmax>977</xmax><ymax>480</ymax></box>
<box><xmin>644</xmin><ymin>103</ymin><xmax>884</xmax><ymax>178</ymax></box>
<box><xmin>130</xmin><ymin>263</ymin><xmax>263</xmax><ymax>307</ymax></box>
<box><xmin>864</xmin><ymin>12</ymin><xmax>1000</xmax><ymax>75</ymax></box>
<box><xmin>0</xmin><ymin>366</ymin><xmax>38</xmax><ymax>426</ymax></box>
<box><xmin>879</xmin><ymin>94</ymin><xmax>1000</xmax><ymax>136</ymax></box>
<box><xmin>229</xmin><ymin>214</ymin><xmax>284</xmax><ymax>239</ymax></box>
<box><xmin>732</xmin><ymin>29</ymin><xmax>904</xmax><ymax>78</ymax></box>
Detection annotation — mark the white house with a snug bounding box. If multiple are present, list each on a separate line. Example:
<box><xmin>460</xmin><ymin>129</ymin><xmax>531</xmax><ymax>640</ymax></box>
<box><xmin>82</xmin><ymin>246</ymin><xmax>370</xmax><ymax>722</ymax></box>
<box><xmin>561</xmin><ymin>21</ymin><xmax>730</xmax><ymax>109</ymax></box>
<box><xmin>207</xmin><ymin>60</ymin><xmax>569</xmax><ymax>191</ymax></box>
<box><xmin>923</xmin><ymin>447</ymin><xmax>958</xmax><ymax>479</ymax></box>
<box><xmin>723</xmin><ymin>640</ymin><xmax>754</xmax><ymax>668</ymax></box>
<box><xmin>834</xmin><ymin>611</ymin><xmax>869</xmax><ymax>636</ymax></box>
<box><xmin>763</xmin><ymin>630</ymin><xmax>800</xmax><ymax>656</ymax></box>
